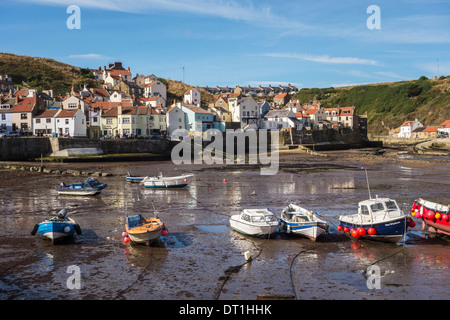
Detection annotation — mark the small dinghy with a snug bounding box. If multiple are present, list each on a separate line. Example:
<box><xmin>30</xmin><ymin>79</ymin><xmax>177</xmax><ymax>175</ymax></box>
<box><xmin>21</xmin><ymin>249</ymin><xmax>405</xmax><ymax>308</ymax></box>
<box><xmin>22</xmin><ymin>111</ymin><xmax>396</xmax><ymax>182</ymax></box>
<box><xmin>125</xmin><ymin>172</ymin><xmax>146</xmax><ymax>183</ymax></box>
<box><xmin>56</xmin><ymin>177</ymin><xmax>107</xmax><ymax>196</ymax></box>
<box><xmin>141</xmin><ymin>173</ymin><xmax>193</xmax><ymax>188</ymax></box>
<box><xmin>279</xmin><ymin>204</ymin><xmax>329</xmax><ymax>241</ymax></box>
<box><xmin>229</xmin><ymin>208</ymin><xmax>278</xmax><ymax>237</ymax></box>
<box><xmin>124</xmin><ymin>214</ymin><xmax>167</xmax><ymax>245</ymax></box>
<box><xmin>31</xmin><ymin>208</ymin><xmax>82</xmax><ymax>243</ymax></box>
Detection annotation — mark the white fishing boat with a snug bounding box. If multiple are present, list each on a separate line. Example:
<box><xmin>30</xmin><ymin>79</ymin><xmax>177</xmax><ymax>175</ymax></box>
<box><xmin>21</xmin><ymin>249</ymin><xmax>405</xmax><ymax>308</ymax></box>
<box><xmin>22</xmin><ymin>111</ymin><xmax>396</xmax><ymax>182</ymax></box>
<box><xmin>141</xmin><ymin>173</ymin><xmax>193</xmax><ymax>188</ymax></box>
<box><xmin>279</xmin><ymin>204</ymin><xmax>329</xmax><ymax>241</ymax></box>
<box><xmin>229</xmin><ymin>208</ymin><xmax>278</xmax><ymax>237</ymax></box>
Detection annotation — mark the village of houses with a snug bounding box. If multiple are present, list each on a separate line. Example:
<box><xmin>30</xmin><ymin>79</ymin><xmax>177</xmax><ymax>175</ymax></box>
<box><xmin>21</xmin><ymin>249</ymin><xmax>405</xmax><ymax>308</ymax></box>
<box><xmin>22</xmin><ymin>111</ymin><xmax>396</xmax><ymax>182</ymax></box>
<box><xmin>1</xmin><ymin>62</ymin><xmax>449</xmax><ymax>142</ymax></box>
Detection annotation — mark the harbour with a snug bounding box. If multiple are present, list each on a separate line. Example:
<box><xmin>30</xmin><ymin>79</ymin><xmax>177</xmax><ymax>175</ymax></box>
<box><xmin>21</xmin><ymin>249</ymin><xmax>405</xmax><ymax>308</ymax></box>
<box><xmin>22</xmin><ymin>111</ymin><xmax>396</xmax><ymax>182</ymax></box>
<box><xmin>0</xmin><ymin>148</ymin><xmax>449</xmax><ymax>300</ymax></box>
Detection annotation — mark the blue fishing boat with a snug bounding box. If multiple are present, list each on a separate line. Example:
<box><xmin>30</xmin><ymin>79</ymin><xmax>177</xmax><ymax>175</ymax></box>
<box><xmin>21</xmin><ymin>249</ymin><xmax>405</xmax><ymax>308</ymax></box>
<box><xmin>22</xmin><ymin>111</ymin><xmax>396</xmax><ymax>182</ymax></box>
<box><xmin>31</xmin><ymin>208</ymin><xmax>82</xmax><ymax>243</ymax></box>
<box><xmin>56</xmin><ymin>177</ymin><xmax>107</xmax><ymax>196</ymax></box>
<box><xmin>338</xmin><ymin>197</ymin><xmax>409</xmax><ymax>243</ymax></box>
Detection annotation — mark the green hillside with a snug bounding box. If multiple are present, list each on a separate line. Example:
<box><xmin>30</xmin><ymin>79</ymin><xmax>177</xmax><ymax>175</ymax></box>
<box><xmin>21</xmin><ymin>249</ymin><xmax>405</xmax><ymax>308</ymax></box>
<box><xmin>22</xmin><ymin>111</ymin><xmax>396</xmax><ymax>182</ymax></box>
<box><xmin>0</xmin><ymin>52</ymin><xmax>101</xmax><ymax>96</ymax></box>
<box><xmin>293</xmin><ymin>76</ymin><xmax>450</xmax><ymax>135</ymax></box>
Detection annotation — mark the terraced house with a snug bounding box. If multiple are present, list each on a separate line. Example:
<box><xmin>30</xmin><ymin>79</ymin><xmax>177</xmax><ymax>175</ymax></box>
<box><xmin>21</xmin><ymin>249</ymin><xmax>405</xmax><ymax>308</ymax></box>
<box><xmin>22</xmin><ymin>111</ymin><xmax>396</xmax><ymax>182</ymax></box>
<box><xmin>101</xmin><ymin>105</ymin><xmax>152</xmax><ymax>137</ymax></box>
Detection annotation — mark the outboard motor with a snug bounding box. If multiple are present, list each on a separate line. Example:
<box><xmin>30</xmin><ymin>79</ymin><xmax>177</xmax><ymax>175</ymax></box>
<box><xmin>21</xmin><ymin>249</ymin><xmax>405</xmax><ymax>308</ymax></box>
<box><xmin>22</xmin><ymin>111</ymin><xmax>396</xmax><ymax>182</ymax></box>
<box><xmin>58</xmin><ymin>208</ymin><xmax>68</xmax><ymax>219</ymax></box>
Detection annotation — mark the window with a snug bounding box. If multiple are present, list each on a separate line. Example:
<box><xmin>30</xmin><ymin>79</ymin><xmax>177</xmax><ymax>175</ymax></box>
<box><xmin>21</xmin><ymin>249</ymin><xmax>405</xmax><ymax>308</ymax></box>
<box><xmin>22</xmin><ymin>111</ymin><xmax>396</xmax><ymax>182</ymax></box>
<box><xmin>65</xmin><ymin>119</ymin><xmax>69</xmax><ymax>125</ymax></box>
<box><xmin>46</xmin><ymin>119</ymin><xmax>51</xmax><ymax>123</ymax></box>
<box><xmin>123</xmin><ymin>129</ymin><xmax>130</xmax><ymax>135</ymax></box>
<box><xmin>123</xmin><ymin>118</ymin><xmax>130</xmax><ymax>124</ymax></box>
<box><xmin>1</xmin><ymin>114</ymin><xmax>5</xmax><ymax>121</ymax></box>
<box><xmin>68</xmin><ymin>103</ymin><xmax>77</xmax><ymax>108</ymax></box>
<box><xmin>385</xmin><ymin>201</ymin><xmax>398</xmax><ymax>211</ymax></box>
<box><xmin>36</xmin><ymin>119</ymin><xmax>41</xmax><ymax>124</ymax></box>
<box><xmin>106</xmin><ymin>119</ymin><xmax>113</xmax><ymax>124</ymax></box>
<box><xmin>93</xmin><ymin>117</ymin><xmax>98</xmax><ymax>122</ymax></box>
<box><xmin>65</xmin><ymin>128</ymin><xmax>69</xmax><ymax>134</ymax></box>
<box><xmin>21</xmin><ymin>113</ymin><xmax>27</xmax><ymax>119</ymax></box>
<box><xmin>21</xmin><ymin>123</ymin><xmax>28</xmax><ymax>131</ymax></box>
<box><xmin>370</xmin><ymin>202</ymin><xmax>385</xmax><ymax>213</ymax></box>
<box><xmin>360</xmin><ymin>205</ymin><xmax>369</xmax><ymax>215</ymax></box>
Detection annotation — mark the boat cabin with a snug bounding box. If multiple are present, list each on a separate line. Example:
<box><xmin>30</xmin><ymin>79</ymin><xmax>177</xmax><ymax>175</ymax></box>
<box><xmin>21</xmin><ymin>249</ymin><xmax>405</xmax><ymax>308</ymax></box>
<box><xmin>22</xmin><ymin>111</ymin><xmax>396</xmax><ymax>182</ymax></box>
<box><xmin>357</xmin><ymin>198</ymin><xmax>403</xmax><ymax>223</ymax></box>
<box><xmin>240</xmin><ymin>209</ymin><xmax>277</xmax><ymax>223</ymax></box>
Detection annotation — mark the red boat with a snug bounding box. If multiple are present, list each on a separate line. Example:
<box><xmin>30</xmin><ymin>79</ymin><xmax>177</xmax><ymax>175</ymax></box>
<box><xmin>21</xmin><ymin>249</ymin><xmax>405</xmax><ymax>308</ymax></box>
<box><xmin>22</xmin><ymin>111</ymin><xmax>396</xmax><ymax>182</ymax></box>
<box><xmin>411</xmin><ymin>198</ymin><xmax>450</xmax><ymax>236</ymax></box>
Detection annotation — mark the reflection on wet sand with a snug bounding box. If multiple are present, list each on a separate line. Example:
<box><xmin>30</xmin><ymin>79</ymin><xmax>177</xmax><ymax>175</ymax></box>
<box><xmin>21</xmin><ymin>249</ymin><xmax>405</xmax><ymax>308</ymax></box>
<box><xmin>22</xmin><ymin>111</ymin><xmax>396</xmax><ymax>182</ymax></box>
<box><xmin>0</xmin><ymin>157</ymin><xmax>449</xmax><ymax>300</ymax></box>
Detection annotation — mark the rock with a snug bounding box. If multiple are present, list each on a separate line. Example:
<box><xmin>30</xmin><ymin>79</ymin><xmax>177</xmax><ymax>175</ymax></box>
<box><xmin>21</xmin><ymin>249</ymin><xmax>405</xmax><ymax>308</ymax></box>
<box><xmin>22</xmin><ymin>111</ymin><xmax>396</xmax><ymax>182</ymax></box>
<box><xmin>101</xmin><ymin>172</ymin><xmax>112</xmax><ymax>177</ymax></box>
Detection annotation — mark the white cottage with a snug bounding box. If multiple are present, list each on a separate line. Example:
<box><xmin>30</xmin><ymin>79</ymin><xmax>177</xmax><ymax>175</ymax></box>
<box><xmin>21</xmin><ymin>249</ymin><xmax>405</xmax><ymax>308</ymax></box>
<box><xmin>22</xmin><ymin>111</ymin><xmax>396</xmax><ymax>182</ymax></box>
<box><xmin>166</xmin><ymin>104</ymin><xmax>186</xmax><ymax>138</ymax></box>
<box><xmin>55</xmin><ymin>108</ymin><xmax>86</xmax><ymax>137</ymax></box>
<box><xmin>184</xmin><ymin>88</ymin><xmax>201</xmax><ymax>106</ymax></box>
<box><xmin>398</xmin><ymin>119</ymin><xmax>423</xmax><ymax>138</ymax></box>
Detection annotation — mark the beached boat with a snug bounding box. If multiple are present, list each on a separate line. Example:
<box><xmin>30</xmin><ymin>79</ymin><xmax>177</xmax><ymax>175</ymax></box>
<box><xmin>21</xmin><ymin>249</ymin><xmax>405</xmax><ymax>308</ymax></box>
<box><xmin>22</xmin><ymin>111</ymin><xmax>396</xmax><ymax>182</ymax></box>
<box><xmin>411</xmin><ymin>198</ymin><xmax>450</xmax><ymax>236</ymax></box>
<box><xmin>125</xmin><ymin>172</ymin><xmax>146</xmax><ymax>183</ymax></box>
<box><xmin>31</xmin><ymin>208</ymin><xmax>82</xmax><ymax>242</ymax></box>
<box><xmin>56</xmin><ymin>177</ymin><xmax>107</xmax><ymax>196</ymax></box>
<box><xmin>279</xmin><ymin>204</ymin><xmax>329</xmax><ymax>241</ymax></box>
<box><xmin>229</xmin><ymin>208</ymin><xmax>279</xmax><ymax>237</ymax></box>
<box><xmin>141</xmin><ymin>173</ymin><xmax>193</xmax><ymax>188</ymax></box>
<box><xmin>125</xmin><ymin>214</ymin><xmax>167</xmax><ymax>245</ymax></box>
<box><xmin>338</xmin><ymin>197</ymin><xmax>409</xmax><ymax>243</ymax></box>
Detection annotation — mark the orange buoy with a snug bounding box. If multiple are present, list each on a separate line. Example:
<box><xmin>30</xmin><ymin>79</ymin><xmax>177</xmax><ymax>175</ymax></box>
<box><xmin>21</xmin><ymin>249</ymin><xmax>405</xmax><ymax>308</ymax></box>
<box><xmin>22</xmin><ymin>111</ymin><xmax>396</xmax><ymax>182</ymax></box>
<box><xmin>435</xmin><ymin>212</ymin><xmax>441</xmax><ymax>220</ymax></box>
<box><xmin>409</xmin><ymin>220</ymin><xmax>416</xmax><ymax>228</ymax></box>
<box><xmin>223</xmin><ymin>179</ymin><xmax>227</xmax><ymax>183</ymax></box>
<box><xmin>368</xmin><ymin>227</ymin><xmax>376</xmax><ymax>235</ymax></box>
<box><xmin>343</xmin><ymin>226</ymin><xmax>349</xmax><ymax>233</ymax></box>
<box><xmin>337</xmin><ymin>226</ymin><xmax>343</xmax><ymax>232</ymax></box>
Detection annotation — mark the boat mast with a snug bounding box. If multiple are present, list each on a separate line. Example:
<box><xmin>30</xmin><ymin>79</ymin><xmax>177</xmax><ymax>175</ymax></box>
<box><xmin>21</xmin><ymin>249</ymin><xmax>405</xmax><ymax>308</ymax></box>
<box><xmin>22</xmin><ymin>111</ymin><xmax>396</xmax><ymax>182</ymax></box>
<box><xmin>363</xmin><ymin>167</ymin><xmax>372</xmax><ymax>199</ymax></box>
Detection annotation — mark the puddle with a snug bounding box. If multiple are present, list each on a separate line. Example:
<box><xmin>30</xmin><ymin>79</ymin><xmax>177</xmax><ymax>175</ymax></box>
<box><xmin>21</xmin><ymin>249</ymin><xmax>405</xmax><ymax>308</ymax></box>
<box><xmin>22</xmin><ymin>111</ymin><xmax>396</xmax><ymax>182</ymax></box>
<box><xmin>196</xmin><ymin>225</ymin><xmax>228</xmax><ymax>233</ymax></box>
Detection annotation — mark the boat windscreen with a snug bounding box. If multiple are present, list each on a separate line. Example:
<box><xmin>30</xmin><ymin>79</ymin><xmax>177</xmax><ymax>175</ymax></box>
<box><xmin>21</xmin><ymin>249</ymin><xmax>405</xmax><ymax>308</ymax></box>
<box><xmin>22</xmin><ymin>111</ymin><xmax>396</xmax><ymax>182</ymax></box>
<box><xmin>370</xmin><ymin>202</ymin><xmax>385</xmax><ymax>213</ymax></box>
<box><xmin>385</xmin><ymin>201</ymin><xmax>398</xmax><ymax>211</ymax></box>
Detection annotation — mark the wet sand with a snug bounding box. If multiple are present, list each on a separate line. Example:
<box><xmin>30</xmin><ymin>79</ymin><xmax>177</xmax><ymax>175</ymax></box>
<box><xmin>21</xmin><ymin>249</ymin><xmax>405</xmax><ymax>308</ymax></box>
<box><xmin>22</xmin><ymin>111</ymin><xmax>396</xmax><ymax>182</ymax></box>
<box><xmin>0</xmin><ymin>149</ymin><xmax>449</xmax><ymax>300</ymax></box>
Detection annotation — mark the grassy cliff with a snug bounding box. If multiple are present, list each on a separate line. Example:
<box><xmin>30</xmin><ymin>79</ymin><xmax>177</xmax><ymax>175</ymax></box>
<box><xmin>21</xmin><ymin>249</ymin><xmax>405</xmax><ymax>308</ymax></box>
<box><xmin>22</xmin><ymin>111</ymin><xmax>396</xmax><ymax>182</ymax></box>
<box><xmin>0</xmin><ymin>52</ymin><xmax>101</xmax><ymax>96</ymax></box>
<box><xmin>293</xmin><ymin>76</ymin><xmax>450</xmax><ymax>135</ymax></box>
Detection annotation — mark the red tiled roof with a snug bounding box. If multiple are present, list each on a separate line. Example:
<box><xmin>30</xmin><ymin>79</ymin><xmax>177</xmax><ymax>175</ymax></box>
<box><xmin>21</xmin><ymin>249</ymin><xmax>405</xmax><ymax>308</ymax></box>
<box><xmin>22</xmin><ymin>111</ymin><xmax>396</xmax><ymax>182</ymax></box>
<box><xmin>108</xmin><ymin>69</ymin><xmax>131</xmax><ymax>76</ymax></box>
<box><xmin>274</xmin><ymin>93</ymin><xmax>287</xmax><ymax>99</ymax></box>
<box><xmin>306</xmin><ymin>108</ymin><xmax>319</xmax><ymax>115</ymax></box>
<box><xmin>423</xmin><ymin>126</ymin><xmax>438</xmax><ymax>132</ymax></box>
<box><xmin>11</xmin><ymin>96</ymin><xmax>37</xmax><ymax>113</ymax></box>
<box><xmin>102</xmin><ymin>106</ymin><xmax>136</xmax><ymax>117</ymax></box>
<box><xmin>57</xmin><ymin>109</ymin><xmax>79</xmax><ymax>118</ymax></box>
<box><xmin>34</xmin><ymin>109</ymin><xmax>59</xmax><ymax>118</ymax></box>
<box><xmin>440</xmin><ymin>120</ymin><xmax>450</xmax><ymax>128</ymax></box>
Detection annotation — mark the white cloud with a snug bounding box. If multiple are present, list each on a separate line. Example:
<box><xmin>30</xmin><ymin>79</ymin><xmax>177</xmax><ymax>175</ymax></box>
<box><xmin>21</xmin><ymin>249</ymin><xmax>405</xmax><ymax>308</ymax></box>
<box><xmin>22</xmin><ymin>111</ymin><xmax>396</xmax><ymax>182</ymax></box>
<box><xmin>67</xmin><ymin>53</ymin><xmax>112</xmax><ymax>60</ymax></box>
<box><xmin>260</xmin><ymin>53</ymin><xmax>380</xmax><ymax>66</ymax></box>
<box><xmin>19</xmin><ymin>0</ymin><xmax>308</xmax><ymax>29</ymax></box>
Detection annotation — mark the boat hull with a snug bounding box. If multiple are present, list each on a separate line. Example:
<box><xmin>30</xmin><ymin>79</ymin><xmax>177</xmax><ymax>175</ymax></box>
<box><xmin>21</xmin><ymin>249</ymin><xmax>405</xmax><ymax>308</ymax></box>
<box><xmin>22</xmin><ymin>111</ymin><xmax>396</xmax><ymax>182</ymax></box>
<box><xmin>56</xmin><ymin>189</ymin><xmax>101</xmax><ymax>196</ymax></box>
<box><xmin>142</xmin><ymin>174</ymin><xmax>193</xmax><ymax>189</ymax></box>
<box><xmin>125</xmin><ymin>177</ymin><xmax>145</xmax><ymax>183</ymax></box>
<box><xmin>413</xmin><ymin>198</ymin><xmax>450</xmax><ymax>236</ymax></box>
<box><xmin>127</xmin><ymin>229</ymin><xmax>162</xmax><ymax>244</ymax></box>
<box><xmin>229</xmin><ymin>216</ymin><xmax>278</xmax><ymax>237</ymax></box>
<box><xmin>339</xmin><ymin>216</ymin><xmax>407</xmax><ymax>243</ymax></box>
<box><xmin>38</xmin><ymin>221</ymin><xmax>75</xmax><ymax>241</ymax></box>
<box><xmin>280</xmin><ymin>220</ymin><xmax>328</xmax><ymax>241</ymax></box>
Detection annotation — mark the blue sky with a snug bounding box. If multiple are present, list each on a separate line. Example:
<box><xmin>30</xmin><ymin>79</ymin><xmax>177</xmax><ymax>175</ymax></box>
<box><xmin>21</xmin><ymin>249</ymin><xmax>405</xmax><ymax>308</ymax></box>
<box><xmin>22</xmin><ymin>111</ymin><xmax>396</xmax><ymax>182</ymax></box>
<box><xmin>1</xmin><ymin>0</ymin><xmax>450</xmax><ymax>89</ymax></box>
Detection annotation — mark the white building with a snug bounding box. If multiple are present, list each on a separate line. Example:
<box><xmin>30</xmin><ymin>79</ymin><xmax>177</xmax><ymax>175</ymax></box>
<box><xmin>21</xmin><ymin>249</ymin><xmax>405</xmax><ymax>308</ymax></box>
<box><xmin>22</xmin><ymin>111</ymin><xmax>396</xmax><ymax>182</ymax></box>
<box><xmin>398</xmin><ymin>119</ymin><xmax>423</xmax><ymax>138</ymax></box>
<box><xmin>261</xmin><ymin>109</ymin><xmax>302</xmax><ymax>130</ymax></box>
<box><xmin>144</xmin><ymin>81</ymin><xmax>167</xmax><ymax>100</ymax></box>
<box><xmin>33</xmin><ymin>109</ymin><xmax>59</xmax><ymax>136</ymax></box>
<box><xmin>230</xmin><ymin>97</ymin><xmax>260</xmax><ymax>129</ymax></box>
<box><xmin>55</xmin><ymin>108</ymin><xmax>86</xmax><ymax>137</ymax></box>
<box><xmin>166</xmin><ymin>104</ymin><xmax>186</xmax><ymax>138</ymax></box>
<box><xmin>184</xmin><ymin>88</ymin><xmax>201</xmax><ymax>106</ymax></box>
<box><xmin>62</xmin><ymin>96</ymin><xmax>90</xmax><ymax>115</ymax></box>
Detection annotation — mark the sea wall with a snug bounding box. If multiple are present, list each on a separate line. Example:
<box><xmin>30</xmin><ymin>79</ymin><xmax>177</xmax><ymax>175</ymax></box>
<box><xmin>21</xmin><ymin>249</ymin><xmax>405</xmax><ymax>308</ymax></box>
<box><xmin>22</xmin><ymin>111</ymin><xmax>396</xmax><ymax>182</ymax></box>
<box><xmin>0</xmin><ymin>137</ymin><xmax>170</xmax><ymax>161</ymax></box>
